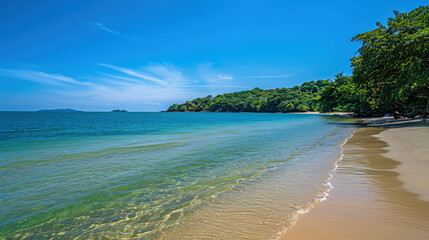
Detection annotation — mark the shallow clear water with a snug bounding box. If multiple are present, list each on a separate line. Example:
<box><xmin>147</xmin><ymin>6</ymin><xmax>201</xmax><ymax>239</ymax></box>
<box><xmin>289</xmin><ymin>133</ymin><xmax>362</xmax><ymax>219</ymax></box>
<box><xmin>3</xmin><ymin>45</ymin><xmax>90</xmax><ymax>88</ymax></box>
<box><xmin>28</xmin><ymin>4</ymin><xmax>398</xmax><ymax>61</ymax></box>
<box><xmin>0</xmin><ymin>112</ymin><xmax>354</xmax><ymax>239</ymax></box>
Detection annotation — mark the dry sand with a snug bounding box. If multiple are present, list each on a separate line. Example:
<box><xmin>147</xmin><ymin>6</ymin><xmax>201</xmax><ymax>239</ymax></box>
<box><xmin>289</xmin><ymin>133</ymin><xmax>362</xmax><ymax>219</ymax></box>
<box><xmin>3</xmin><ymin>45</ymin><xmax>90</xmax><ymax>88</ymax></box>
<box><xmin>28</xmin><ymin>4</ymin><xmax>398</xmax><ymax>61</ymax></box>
<box><xmin>282</xmin><ymin>122</ymin><xmax>429</xmax><ymax>240</ymax></box>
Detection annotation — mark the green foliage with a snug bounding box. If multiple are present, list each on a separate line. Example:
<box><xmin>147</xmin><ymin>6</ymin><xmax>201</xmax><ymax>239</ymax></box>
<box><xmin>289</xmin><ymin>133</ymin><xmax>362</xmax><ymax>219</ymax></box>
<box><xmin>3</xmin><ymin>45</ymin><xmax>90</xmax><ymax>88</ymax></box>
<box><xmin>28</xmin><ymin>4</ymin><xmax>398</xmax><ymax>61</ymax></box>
<box><xmin>167</xmin><ymin>104</ymin><xmax>179</xmax><ymax>111</ymax></box>
<box><xmin>167</xmin><ymin>80</ymin><xmax>330</xmax><ymax>113</ymax></box>
<box><xmin>319</xmin><ymin>73</ymin><xmax>371</xmax><ymax>113</ymax></box>
<box><xmin>351</xmin><ymin>5</ymin><xmax>429</xmax><ymax>112</ymax></box>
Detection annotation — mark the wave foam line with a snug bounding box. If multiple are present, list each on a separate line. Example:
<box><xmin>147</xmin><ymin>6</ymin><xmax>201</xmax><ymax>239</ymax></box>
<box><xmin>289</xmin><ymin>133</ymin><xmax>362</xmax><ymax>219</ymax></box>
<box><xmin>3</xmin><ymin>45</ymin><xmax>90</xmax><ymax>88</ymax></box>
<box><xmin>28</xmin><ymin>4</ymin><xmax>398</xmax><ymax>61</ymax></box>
<box><xmin>274</xmin><ymin>129</ymin><xmax>356</xmax><ymax>240</ymax></box>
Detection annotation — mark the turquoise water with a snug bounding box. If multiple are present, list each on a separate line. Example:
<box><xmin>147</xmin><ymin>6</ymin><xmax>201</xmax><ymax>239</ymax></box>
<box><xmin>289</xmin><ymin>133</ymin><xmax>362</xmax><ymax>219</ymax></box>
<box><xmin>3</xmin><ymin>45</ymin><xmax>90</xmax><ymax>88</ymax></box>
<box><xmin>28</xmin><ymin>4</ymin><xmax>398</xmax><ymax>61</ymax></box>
<box><xmin>0</xmin><ymin>112</ymin><xmax>354</xmax><ymax>239</ymax></box>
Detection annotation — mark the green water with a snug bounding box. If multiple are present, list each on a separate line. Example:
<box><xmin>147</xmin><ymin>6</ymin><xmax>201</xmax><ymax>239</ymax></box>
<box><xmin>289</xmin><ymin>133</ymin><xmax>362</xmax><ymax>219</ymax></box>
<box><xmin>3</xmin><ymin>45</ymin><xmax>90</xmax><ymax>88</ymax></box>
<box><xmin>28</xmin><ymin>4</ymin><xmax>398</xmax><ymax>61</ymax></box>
<box><xmin>0</xmin><ymin>112</ymin><xmax>354</xmax><ymax>239</ymax></box>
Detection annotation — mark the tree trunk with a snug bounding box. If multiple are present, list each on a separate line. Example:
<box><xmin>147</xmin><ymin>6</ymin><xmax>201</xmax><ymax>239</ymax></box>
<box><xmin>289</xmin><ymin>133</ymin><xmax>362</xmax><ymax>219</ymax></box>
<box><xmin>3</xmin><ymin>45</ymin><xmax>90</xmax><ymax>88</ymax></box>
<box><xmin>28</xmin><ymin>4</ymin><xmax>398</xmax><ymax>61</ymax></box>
<box><xmin>426</xmin><ymin>96</ymin><xmax>429</xmax><ymax>113</ymax></box>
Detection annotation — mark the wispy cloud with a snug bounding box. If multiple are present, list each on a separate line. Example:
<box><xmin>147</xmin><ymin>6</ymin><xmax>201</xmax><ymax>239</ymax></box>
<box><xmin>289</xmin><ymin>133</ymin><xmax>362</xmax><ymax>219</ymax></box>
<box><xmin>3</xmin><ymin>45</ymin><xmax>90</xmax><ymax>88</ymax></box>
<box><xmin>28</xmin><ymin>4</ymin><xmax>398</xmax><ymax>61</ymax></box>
<box><xmin>144</xmin><ymin>64</ymin><xmax>198</xmax><ymax>85</ymax></box>
<box><xmin>0</xmin><ymin>69</ymin><xmax>92</xmax><ymax>86</ymax></box>
<box><xmin>95</xmin><ymin>72</ymin><xmax>147</xmax><ymax>84</ymax></box>
<box><xmin>198</xmin><ymin>63</ymin><xmax>235</xmax><ymax>83</ymax></box>
<box><xmin>89</xmin><ymin>22</ymin><xmax>127</xmax><ymax>37</ymax></box>
<box><xmin>216</xmin><ymin>74</ymin><xmax>234</xmax><ymax>80</ymax></box>
<box><xmin>0</xmin><ymin>63</ymin><xmax>244</xmax><ymax>110</ymax></box>
<box><xmin>99</xmin><ymin>63</ymin><xmax>169</xmax><ymax>86</ymax></box>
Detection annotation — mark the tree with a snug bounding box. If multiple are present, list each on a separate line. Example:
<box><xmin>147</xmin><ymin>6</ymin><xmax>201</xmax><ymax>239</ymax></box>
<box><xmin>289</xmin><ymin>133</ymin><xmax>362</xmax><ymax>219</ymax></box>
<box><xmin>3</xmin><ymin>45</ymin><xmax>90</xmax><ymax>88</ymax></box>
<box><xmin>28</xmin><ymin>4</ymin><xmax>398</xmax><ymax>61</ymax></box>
<box><xmin>319</xmin><ymin>73</ymin><xmax>371</xmax><ymax>113</ymax></box>
<box><xmin>184</xmin><ymin>101</ymin><xmax>195</xmax><ymax>111</ymax></box>
<box><xmin>168</xmin><ymin>104</ymin><xmax>179</xmax><ymax>111</ymax></box>
<box><xmin>351</xmin><ymin>6</ymin><xmax>429</xmax><ymax>113</ymax></box>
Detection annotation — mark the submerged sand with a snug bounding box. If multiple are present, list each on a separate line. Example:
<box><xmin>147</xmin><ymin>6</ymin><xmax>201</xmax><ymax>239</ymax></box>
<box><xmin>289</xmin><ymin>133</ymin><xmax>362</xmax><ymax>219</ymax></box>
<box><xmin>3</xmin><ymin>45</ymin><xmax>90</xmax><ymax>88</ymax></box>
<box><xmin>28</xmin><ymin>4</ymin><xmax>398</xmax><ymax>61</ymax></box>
<box><xmin>283</xmin><ymin>123</ymin><xmax>429</xmax><ymax>239</ymax></box>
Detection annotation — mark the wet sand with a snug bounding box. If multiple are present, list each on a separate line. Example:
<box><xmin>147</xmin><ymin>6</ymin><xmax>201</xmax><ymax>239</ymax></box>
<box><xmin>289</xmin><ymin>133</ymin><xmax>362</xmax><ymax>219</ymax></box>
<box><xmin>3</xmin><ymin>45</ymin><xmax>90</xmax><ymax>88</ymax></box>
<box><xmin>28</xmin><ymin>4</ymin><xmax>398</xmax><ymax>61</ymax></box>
<box><xmin>378</xmin><ymin>127</ymin><xmax>429</xmax><ymax>202</ymax></box>
<box><xmin>283</xmin><ymin>126</ymin><xmax>429</xmax><ymax>240</ymax></box>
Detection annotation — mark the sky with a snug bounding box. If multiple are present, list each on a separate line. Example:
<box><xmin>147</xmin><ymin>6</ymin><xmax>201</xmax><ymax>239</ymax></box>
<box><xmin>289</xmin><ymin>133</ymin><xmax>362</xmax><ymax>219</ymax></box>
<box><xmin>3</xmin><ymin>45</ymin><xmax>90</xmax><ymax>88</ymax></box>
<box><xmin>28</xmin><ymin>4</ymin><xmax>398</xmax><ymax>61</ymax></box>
<box><xmin>0</xmin><ymin>0</ymin><xmax>426</xmax><ymax>111</ymax></box>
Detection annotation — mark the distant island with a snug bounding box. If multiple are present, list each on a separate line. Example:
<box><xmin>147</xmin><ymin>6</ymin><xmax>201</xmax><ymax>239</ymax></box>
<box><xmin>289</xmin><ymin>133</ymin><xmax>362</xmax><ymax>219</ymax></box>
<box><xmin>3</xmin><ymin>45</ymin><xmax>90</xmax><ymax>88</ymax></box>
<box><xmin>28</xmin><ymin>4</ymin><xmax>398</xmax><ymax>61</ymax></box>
<box><xmin>37</xmin><ymin>108</ymin><xmax>82</xmax><ymax>112</ymax></box>
<box><xmin>111</xmin><ymin>109</ymin><xmax>128</xmax><ymax>112</ymax></box>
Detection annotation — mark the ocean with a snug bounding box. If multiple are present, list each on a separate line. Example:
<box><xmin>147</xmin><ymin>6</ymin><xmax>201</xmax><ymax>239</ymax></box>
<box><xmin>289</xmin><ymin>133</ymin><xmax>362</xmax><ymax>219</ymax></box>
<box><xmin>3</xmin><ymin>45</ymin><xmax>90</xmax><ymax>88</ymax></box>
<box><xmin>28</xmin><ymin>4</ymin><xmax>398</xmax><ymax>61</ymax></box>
<box><xmin>0</xmin><ymin>112</ymin><xmax>355</xmax><ymax>239</ymax></box>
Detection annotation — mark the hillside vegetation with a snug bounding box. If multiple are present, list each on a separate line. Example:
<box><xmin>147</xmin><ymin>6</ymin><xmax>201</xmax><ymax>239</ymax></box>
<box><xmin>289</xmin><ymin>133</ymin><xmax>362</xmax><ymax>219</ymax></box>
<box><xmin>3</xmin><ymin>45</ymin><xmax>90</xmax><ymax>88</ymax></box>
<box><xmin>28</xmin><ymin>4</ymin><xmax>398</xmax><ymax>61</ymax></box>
<box><xmin>168</xmin><ymin>6</ymin><xmax>429</xmax><ymax>116</ymax></box>
<box><xmin>168</xmin><ymin>80</ymin><xmax>329</xmax><ymax>113</ymax></box>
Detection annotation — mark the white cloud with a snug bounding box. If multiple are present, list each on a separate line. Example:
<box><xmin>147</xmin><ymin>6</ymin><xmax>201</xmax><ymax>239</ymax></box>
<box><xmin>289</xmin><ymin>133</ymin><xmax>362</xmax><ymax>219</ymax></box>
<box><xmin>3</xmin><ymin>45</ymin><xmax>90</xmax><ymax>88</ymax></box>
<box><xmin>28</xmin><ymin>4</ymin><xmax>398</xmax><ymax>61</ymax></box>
<box><xmin>99</xmin><ymin>63</ymin><xmax>168</xmax><ymax>86</ymax></box>
<box><xmin>89</xmin><ymin>22</ymin><xmax>126</xmax><ymax>37</ymax></box>
<box><xmin>216</xmin><ymin>74</ymin><xmax>234</xmax><ymax>80</ymax></box>
<box><xmin>0</xmin><ymin>69</ymin><xmax>92</xmax><ymax>86</ymax></box>
<box><xmin>198</xmin><ymin>63</ymin><xmax>235</xmax><ymax>83</ymax></box>
<box><xmin>144</xmin><ymin>64</ymin><xmax>197</xmax><ymax>85</ymax></box>
<box><xmin>1</xmin><ymin>63</ymin><xmax>245</xmax><ymax>110</ymax></box>
<box><xmin>94</xmin><ymin>72</ymin><xmax>148</xmax><ymax>84</ymax></box>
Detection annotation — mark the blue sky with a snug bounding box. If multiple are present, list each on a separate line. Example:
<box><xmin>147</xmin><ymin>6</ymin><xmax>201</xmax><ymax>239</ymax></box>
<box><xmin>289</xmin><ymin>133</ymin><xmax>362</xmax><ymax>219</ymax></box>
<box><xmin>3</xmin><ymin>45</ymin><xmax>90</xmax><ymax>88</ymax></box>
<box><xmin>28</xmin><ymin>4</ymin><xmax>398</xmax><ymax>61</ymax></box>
<box><xmin>0</xmin><ymin>0</ymin><xmax>425</xmax><ymax>111</ymax></box>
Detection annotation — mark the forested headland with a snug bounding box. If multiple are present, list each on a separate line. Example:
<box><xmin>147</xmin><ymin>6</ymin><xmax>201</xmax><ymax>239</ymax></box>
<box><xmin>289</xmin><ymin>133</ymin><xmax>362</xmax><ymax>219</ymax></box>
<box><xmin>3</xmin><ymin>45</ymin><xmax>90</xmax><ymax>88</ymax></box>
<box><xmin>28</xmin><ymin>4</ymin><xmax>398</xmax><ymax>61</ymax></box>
<box><xmin>167</xmin><ymin>6</ymin><xmax>429</xmax><ymax>117</ymax></box>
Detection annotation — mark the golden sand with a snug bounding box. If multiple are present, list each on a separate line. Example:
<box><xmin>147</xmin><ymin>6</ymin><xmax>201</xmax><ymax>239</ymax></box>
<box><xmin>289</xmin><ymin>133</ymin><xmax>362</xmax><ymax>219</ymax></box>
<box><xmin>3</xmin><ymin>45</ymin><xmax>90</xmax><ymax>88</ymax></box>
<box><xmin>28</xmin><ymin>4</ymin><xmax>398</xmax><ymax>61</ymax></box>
<box><xmin>283</xmin><ymin>127</ymin><xmax>429</xmax><ymax>240</ymax></box>
<box><xmin>378</xmin><ymin>127</ymin><xmax>429</xmax><ymax>202</ymax></box>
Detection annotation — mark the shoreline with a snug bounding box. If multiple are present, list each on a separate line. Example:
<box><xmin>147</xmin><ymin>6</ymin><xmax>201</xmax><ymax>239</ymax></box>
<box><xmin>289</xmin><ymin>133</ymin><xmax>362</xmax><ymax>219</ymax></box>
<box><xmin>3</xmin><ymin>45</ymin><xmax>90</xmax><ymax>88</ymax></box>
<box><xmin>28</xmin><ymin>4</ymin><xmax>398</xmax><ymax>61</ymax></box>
<box><xmin>163</xmin><ymin>110</ymin><xmax>352</xmax><ymax>116</ymax></box>
<box><xmin>277</xmin><ymin>128</ymin><xmax>356</xmax><ymax>238</ymax></box>
<box><xmin>146</xmin><ymin>116</ymin><xmax>356</xmax><ymax>239</ymax></box>
<box><xmin>282</xmin><ymin>118</ymin><xmax>429</xmax><ymax>239</ymax></box>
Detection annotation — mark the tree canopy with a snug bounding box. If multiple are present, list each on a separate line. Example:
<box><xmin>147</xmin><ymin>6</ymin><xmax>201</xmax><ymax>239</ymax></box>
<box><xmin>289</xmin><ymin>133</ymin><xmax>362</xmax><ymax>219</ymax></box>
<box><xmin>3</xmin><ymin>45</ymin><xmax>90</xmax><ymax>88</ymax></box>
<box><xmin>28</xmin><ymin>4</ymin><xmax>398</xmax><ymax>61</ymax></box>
<box><xmin>351</xmin><ymin>5</ymin><xmax>429</xmax><ymax>113</ymax></box>
<box><xmin>167</xmin><ymin>80</ymin><xmax>329</xmax><ymax>113</ymax></box>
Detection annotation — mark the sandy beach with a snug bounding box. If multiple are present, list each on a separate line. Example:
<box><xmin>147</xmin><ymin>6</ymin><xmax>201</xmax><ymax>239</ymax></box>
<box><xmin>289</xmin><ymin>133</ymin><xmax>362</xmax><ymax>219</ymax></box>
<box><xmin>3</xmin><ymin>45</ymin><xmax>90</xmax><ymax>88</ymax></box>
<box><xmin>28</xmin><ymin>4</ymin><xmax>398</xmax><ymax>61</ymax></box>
<box><xmin>378</xmin><ymin>127</ymin><xmax>429</xmax><ymax>202</ymax></box>
<box><xmin>283</xmin><ymin>119</ymin><xmax>429</xmax><ymax>239</ymax></box>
